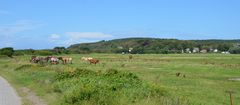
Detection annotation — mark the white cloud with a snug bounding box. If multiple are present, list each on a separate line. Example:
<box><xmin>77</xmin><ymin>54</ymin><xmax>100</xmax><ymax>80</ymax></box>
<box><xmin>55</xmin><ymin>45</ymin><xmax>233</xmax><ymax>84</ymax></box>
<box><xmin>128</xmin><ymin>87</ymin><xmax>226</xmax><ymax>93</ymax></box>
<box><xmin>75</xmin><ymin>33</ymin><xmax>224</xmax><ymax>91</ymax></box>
<box><xmin>48</xmin><ymin>34</ymin><xmax>61</xmax><ymax>43</ymax></box>
<box><xmin>0</xmin><ymin>20</ymin><xmax>44</xmax><ymax>36</ymax></box>
<box><xmin>64</xmin><ymin>32</ymin><xmax>113</xmax><ymax>45</ymax></box>
<box><xmin>49</xmin><ymin>34</ymin><xmax>60</xmax><ymax>39</ymax></box>
<box><xmin>48</xmin><ymin>32</ymin><xmax>113</xmax><ymax>46</ymax></box>
<box><xmin>65</xmin><ymin>32</ymin><xmax>113</xmax><ymax>39</ymax></box>
<box><xmin>0</xmin><ymin>20</ymin><xmax>44</xmax><ymax>48</ymax></box>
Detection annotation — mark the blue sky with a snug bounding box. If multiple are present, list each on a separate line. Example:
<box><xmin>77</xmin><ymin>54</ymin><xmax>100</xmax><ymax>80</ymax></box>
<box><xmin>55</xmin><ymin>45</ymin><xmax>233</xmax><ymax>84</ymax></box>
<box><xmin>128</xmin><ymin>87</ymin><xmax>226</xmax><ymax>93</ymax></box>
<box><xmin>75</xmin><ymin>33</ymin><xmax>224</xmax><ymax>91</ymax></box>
<box><xmin>0</xmin><ymin>0</ymin><xmax>240</xmax><ymax>49</ymax></box>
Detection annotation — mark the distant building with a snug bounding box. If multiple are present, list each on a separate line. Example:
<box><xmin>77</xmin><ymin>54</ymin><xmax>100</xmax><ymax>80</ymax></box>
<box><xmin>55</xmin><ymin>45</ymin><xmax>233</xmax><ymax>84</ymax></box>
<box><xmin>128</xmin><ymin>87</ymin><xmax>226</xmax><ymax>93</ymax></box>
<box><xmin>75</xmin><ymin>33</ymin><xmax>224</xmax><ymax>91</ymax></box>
<box><xmin>192</xmin><ymin>48</ymin><xmax>199</xmax><ymax>53</ymax></box>
<box><xmin>213</xmin><ymin>49</ymin><xmax>218</xmax><ymax>53</ymax></box>
<box><xmin>185</xmin><ymin>48</ymin><xmax>191</xmax><ymax>53</ymax></box>
<box><xmin>118</xmin><ymin>46</ymin><xmax>123</xmax><ymax>49</ymax></box>
<box><xmin>129</xmin><ymin>47</ymin><xmax>133</xmax><ymax>53</ymax></box>
<box><xmin>209</xmin><ymin>48</ymin><xmax>214</xmax><ymax>52</ymax></box>
<box><xmin>200</xmin><ymin>49</ymin><xmax>207</xmax><ymax>53</ymax></box>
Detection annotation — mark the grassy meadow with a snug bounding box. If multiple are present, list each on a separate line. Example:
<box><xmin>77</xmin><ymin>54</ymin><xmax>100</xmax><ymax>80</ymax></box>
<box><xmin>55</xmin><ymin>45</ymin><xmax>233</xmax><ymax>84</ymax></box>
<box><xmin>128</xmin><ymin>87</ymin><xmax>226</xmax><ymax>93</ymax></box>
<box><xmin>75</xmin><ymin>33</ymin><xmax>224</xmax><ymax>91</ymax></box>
<box><xmin>0</xmin><ymin>54</ymin><xmax>240</xmax><ymax>105</ymax></box>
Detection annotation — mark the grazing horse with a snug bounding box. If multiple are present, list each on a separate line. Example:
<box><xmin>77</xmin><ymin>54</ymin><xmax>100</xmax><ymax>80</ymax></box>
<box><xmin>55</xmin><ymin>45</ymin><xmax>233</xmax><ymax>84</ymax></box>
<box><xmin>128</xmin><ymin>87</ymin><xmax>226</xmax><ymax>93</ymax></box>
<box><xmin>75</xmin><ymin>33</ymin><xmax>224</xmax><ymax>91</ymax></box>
<box><xmin>81</xmin><ymin>57</ymin><xmax>93</xmax><ymax>61</ymax></box>
<box><xmin>30</xmin><ymin>56</ymin><xmax>38</xmax><ymax>63</ymax></box>
<box><xmin>45</xmin><ymin>56</ymin><xmax>53</xmax><ymax>63</ymax></box>
<box><xmin>30</xmin><ymin>56</ymin><xmax>43</xmax><ymax>63</ymax></box>
<box><xmin>88</xmin><ymin>59</ymin><xmax>99</xmax><ymax>65</ymax></box>
<box><xmin>47</xmin><ymin>56</ymin><xmax>59</xmax><ymax>64</ymax></box>
<box><xmin>58</xmin><ymin>57</ymin><xmax>72</xmax><ymax>64</ymax></box>
<box><xmin>30</xmin><ymin>56</ymin><xmax>48</xmax><ymax>64</ymax></box>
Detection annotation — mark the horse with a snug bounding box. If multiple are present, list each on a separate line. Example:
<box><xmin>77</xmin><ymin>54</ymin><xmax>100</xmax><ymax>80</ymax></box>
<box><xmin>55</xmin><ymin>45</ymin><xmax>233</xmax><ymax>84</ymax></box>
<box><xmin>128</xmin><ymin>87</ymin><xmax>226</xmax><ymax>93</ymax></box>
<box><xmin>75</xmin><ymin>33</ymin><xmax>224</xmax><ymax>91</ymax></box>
<box><xmin>81</xmin><ymin>57</ymin><xmax>93</xmax><ymax>61</ymax></box>
<box><xmin>88</xmin><ymin>59</ymin><xmax>99</xmax><ymax>65</ymax></box>
<box><xmin>30</xmin><ymin>56</ymin><xmax>43</xmax><ymax>63</ymax></box>
<box><xmin>30</xmin><ymin>56</ymin><xmax>49</xmax><ymax>64</ymax></box>
<box><xmin>45</xmin><ymin>56</ymin><xmax>52</xmax><ymax>62</ymax></box>
<box><xmin>30</xmin><ymin>56</ymin><xmax>38</xmax><ymax>63</ymax></box>
<box><xmin>47</xmin><ymin>56</ymin><xmax>59</xmax><ymax>64</ymax></box>
<box><xmin>58</xmin><ymin>57</ymin><xmax>72</xmax><ymax>64</ymax></box>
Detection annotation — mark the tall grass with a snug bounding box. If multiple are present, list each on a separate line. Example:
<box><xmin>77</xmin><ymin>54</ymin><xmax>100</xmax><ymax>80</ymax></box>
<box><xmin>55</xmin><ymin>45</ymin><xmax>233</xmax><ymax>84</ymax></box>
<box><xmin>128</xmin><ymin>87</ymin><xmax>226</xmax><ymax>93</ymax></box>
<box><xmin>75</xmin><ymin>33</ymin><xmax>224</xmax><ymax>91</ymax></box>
<box><xmin>0</xmin><ymin>54</ymin><xmax>240</xmax><ymax>105</ymax></box>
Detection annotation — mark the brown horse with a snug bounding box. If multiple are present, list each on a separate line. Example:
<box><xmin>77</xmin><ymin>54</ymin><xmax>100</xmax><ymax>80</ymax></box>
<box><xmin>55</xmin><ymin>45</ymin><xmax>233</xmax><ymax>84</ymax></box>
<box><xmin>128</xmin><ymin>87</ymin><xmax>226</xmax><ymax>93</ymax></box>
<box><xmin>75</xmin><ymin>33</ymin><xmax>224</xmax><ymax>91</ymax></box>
<box><xmin>88</xmin><ymin>59</ymin><xmax>99</xmax><ymax>65</ymax></box>
<box><xmin>30</xmin><ymin>56</ymin><xmax>49</xmax><ymax>64</ymax></box>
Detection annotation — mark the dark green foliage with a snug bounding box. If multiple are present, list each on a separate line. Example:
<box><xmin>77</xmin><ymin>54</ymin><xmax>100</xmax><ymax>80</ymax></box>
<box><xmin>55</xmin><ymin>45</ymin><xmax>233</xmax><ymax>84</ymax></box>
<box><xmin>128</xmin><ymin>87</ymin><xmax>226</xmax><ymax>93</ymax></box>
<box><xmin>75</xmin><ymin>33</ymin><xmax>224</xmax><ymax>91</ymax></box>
<box><xmin>229</xmin><ymin>47</ymin><xmax>240</xmax><ymax>54</ymax></box>
<box><xmin>0</xmin><ymin>47</ymin><xmax>14</xmax><ymax>57</ymax></box>
<box><xmin>14</xmin><ymin>49</ymin><xmax>56</xmax><ymax>55</ymax></box>
<box><xmin>217</xmin><ymin>43</ymin><xmax>232</xmax><ymax>51</ymax></box>
<box><xmin>68</xmin><ymin>38</ymin><xmax>239</xmax><ymax>54</ymax></box>
<box><xmin>13</xmin><ymin>51</ymin><xmax>24</xmax><ymax>56</ymax></box>
<box><xmin>13</xmin><ymin>49</ymin><xmax>35</xmax><ymax>56</ymax></box>
<box><xmin>53</xmin><ymin>47</ymin><xmax>69</xmax><ymax>54</ymax></box>
<box><xmin>33</xmin><ymin>50</ymin><xmax>55</xmax><ymax>56</ymax></box>
<box><xmin>54</xmin><ymin>69</ymin><xmax>166</xmax><ymax>105</ymax></box>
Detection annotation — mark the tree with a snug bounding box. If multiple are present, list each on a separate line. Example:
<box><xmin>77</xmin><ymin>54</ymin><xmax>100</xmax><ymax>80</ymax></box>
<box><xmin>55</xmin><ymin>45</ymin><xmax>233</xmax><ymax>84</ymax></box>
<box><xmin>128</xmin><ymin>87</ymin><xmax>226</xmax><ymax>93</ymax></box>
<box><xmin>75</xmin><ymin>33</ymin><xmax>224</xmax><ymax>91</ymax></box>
<box><xmin>229</xmin><ymin>47</ymin><xmax>240</xmax><ymax>54</ymax></box>
<box><xmin>217</xmin><ymin>43</ymin><xmax>232</xmax><ymax>51</ymax></box>
<box><xmin>0</xmin><ymin>47</ymin><xmax>14</xmax><ymax>57</ymax></box>
<box><xmin>54</xmin><ymin>47</ymin><xmax>66</xmax><ymax>54</ymax></box>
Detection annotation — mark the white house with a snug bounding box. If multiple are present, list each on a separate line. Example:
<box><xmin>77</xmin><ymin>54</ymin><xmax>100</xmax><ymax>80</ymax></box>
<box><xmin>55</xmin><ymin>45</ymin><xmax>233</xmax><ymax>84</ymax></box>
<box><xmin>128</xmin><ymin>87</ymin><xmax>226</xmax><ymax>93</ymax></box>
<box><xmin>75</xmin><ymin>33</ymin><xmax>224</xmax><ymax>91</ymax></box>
<box><xmin>213</xmin><ymin>49</ymin><xmax>218</xmax><ymax>53</ymax></box>
<box><xmin>200</xmin><ymin>49</ymin><xmax>207</xmax><ymax>53</ymax></box>
<box><xmin>193</xmin><ymin>48</ymin><xmax>199</xmax><ymax>53</ymax></box>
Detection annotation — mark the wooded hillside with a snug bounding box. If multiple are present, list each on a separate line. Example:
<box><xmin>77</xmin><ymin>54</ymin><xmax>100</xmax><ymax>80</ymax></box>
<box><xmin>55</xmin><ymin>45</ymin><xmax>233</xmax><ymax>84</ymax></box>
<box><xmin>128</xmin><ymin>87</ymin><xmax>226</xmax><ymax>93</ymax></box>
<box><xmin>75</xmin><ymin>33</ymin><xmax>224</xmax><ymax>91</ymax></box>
<box><xmin>68</xmin><ymin>38</ymin><xmax>240</xmax><ymax>54</ymax></box>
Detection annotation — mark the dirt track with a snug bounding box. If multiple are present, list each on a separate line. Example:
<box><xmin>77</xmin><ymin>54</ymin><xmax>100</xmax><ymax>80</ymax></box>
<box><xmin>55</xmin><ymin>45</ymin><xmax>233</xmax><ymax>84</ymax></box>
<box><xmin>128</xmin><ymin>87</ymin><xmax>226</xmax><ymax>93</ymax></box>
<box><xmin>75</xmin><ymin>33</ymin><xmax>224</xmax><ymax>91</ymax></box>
<box><xmin>0</xmin><ymin>76</ymin><xmax>21</xmax><ymax>105</ymax></box>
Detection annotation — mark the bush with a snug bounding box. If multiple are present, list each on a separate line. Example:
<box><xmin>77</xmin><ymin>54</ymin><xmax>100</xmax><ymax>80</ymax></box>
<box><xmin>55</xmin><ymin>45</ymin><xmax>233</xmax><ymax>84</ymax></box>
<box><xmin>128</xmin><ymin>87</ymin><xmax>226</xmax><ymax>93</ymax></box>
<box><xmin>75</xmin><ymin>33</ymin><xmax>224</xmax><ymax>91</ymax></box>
<box><xmin>54</xmin><ymin>69</ymin><xmax>166</xmax><ymax>105</ymax></box>
<box><xmin>0</xmin><ymin>47</ymin><xmax>14</xmax><ymax>57</ymax></box>
<box><xmin>55</xmin><ymin>69</ymin><xmax>96</xmax><ymax>81</ymax></box>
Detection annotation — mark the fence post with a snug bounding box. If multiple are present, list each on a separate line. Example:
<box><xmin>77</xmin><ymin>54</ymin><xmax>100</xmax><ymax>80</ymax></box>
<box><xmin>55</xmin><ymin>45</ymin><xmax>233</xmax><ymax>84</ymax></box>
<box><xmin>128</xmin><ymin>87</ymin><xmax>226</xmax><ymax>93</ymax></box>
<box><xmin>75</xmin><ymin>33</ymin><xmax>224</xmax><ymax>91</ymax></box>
<box><xmin>226</xmin><ymin>90</ymin><xmax>235</xmax><ymax>105</ymax></box>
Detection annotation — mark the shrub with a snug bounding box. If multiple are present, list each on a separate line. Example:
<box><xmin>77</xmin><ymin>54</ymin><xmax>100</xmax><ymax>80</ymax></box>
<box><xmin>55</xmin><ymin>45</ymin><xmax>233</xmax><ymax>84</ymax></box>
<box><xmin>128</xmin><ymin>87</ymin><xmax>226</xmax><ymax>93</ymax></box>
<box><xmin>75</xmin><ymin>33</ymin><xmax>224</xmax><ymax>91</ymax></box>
<box><xmin>54</xmin><ymin>69</ymin><xmax>166</xmax><ymax>105</ymax></box>
<box><xmin>0</xmin><ymin>47</ymin><xmax>14</xmax><ymax>57</ymax></box>
<box><xmin>55</xmin><ymin>69</ymin><xmax>96</xmax><ymax>80</ymax></box>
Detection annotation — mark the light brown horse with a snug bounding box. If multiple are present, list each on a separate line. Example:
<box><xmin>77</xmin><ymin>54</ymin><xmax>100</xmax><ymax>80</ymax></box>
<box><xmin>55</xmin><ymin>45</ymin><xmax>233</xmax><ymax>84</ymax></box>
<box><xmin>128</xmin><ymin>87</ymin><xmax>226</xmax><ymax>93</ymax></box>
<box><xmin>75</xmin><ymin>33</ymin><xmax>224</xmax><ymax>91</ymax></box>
<box><xmin>81</xmin><ymin>57</ymin><xmax>93</xmax><ymax>61</ymax></box>
<box><xmin>58</xmin><ymin>57</ymin><xmax>72</xmax><ymax>64</ymax></box>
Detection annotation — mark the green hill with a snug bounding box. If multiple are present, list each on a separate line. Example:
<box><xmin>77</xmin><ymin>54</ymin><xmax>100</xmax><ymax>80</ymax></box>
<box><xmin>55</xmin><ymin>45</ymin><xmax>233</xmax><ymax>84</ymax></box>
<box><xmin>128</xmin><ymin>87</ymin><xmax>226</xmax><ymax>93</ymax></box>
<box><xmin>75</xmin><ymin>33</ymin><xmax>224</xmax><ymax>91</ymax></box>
<box><xmin>68</xmin><ymin>38</ymin><xmax>240</xmax><ymax>54</ymax></box>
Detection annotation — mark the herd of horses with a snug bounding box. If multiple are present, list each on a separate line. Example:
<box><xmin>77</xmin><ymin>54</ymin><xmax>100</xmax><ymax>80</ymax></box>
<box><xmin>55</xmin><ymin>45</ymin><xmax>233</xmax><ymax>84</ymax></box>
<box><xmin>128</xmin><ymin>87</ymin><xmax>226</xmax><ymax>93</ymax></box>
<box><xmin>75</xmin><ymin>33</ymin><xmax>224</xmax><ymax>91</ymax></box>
<box><xmin>30</xmin><ymin>56</ymin><xmax>99</xmax><ymax>65</ymax></box>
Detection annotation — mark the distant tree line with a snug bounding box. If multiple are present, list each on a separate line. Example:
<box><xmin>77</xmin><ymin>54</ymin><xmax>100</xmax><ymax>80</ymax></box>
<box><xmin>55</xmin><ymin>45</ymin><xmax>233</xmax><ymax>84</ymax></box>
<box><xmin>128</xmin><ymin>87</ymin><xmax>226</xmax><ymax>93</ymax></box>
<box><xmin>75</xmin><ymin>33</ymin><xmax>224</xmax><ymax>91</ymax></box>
<box><xmin>0</xmin><ymin>46</ymin><xmax>70</xmax><ymax>57</ymax></box>
<box><xmin>68</xmin><ymin>38</ymin><xmax>240</xmax><ymax>54</ymax></box>
<box><xmin>1</xmin><ymin>38</ymin><xmax>240</xmax><ymax>57</ymax></box>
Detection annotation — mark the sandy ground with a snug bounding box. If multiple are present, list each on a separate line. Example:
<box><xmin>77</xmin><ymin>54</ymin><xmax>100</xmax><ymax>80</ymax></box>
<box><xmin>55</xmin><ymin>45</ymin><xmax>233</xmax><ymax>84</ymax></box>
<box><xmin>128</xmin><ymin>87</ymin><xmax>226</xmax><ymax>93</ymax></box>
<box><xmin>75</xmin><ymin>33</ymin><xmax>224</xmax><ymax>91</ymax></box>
<box><xmin>20</xmin><ymin>87</ymin><xmax>47</xmax><ymax>105</ymax></box>
<box><xmin>0</xmin><ymin>76</ymin><xmax>21</xmax><ymax>105</ymax></box>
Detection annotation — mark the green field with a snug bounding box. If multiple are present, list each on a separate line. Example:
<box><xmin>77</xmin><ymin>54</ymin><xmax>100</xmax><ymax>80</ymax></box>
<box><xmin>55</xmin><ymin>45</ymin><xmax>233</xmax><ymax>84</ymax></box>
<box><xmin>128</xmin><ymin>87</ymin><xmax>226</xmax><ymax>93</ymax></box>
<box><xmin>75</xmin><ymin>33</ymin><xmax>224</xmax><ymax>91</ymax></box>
<box><xmin>0</xmin><ymin>54</ymin><xmax>240</xmax><ymax>105</ymax></box>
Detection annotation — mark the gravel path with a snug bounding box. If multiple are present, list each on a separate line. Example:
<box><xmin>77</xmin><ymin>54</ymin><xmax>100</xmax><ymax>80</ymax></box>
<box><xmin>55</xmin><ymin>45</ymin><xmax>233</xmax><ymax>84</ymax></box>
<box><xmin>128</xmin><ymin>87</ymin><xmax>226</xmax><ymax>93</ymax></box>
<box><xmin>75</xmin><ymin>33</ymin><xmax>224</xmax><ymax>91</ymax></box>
<box><xmin>0</xmin><ymin>76</ymin><xmax>21</xmax><ymax>105</ymax></box>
